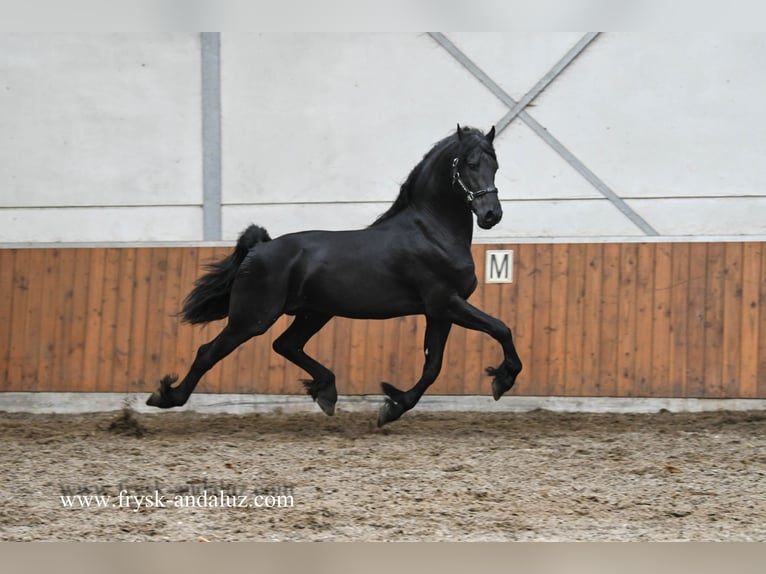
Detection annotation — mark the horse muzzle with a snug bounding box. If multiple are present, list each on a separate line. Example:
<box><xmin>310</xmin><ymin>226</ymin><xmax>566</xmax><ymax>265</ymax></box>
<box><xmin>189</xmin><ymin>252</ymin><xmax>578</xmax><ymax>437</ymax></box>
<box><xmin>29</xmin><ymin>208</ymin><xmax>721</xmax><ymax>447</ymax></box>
<box><xmin>474</xmin><ymin>197</ymin><xmax>503</xmax><ymax>229</ymax></box>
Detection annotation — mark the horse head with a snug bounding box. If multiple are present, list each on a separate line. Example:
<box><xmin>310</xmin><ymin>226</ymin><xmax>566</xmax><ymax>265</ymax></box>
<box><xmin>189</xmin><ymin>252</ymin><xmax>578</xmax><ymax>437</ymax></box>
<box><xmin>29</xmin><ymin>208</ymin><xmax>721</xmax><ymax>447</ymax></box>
<box><xmin>453</xmin><ymin>124</ymin><xmax>502</xmax><ymax>230</ymax></box>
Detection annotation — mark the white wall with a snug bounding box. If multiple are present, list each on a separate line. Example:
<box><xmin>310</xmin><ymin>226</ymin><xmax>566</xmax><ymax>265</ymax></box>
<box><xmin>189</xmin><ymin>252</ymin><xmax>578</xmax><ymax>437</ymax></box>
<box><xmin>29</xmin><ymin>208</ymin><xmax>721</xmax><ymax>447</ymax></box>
<box><xmin>2</xmin><ymin>33</ymin><xmax>765</xmax><ymax>243</ymax></box>
<box><xmin>0</xmin><ymin>34</ymin><xmax>202</xmax><ymax>242</ymax></box>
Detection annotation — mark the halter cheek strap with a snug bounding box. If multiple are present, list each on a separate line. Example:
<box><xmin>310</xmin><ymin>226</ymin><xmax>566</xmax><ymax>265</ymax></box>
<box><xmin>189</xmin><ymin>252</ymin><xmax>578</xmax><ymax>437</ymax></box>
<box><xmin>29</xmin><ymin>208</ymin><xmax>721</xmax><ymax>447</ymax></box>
<box><xmin>451</xmin><ymin>157</ymin><xmax>498</xmax><ymax>205</ymax></box>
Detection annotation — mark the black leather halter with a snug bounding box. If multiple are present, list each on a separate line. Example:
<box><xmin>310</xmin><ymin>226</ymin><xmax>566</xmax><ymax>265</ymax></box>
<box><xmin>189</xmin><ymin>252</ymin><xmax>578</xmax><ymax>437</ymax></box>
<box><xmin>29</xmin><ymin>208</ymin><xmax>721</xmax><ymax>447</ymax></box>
<box><xmin>451</xmin><ymin>157</ymin><xmax>498</xmax><ymax>205</ymax></box>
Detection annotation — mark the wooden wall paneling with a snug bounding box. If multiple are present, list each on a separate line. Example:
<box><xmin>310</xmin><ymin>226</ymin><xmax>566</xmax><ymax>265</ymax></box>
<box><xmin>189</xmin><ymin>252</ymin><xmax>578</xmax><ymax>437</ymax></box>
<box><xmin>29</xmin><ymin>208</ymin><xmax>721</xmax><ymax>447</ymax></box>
<box><xmin>668</xmin><ymin>243</ymin><xmax>690</xmax><ymax>397</ymax></box>
<box><xmin>165</xmin><ymin>247</ymin><xmax>193</xmax><ymax>388</ymax></box>
<box><xmin>739</xmin><ymin>242</ymin><xmax>761</xmax><ymax>398</ymax></box>
<box><xmin>114</xmin><ymin>249</ymin><xmax>138</xmax><ymax>390</ymax></box>
<box><xmin>3</xmin><ymin>242</ymin><xmax>766</xmax><ymax>399</ymax></box>
<box><xmin>126</xmin><ymin>248</ymin><xmax>152</xmax><ymax>390</ymax></box>
<box><xmin>546</xmin><ymin>243</ymin><xmax>570</xmax><ymax>396</ymax></box>
<box><xmin>530</xmin><ymin>244</ymin><xmax>553</xmax><ymax>395</ymax></box>
<box><xmin>634</xmin><ymin>243</ymin><xmax>655</xmax><ymax>396</ymax></box>
<box><xmin>759</xmin><ymin>245</ymin><xmax>766</xmax><ymax>398</ymax></box>
<box><xmin>722</xmin><ymin>243</ymin><xmax>744</xmax><ymax>397</ymax></box>
<box><xmin>598</xmin><ymin>244</ymin><xmax>620</xmax><ymax>396</ymax></box>
<box><xmin>81</xmin><ymin>248</ymin><xmax>106</xmax><ymax>392</ymax></box>
<box><xmin>20</xmin><ymin>249</ymin><xmax>45</xmax><ymax>390</ymax></box>
<box><xmin>513</xmin><ymin>244</ymin><xmax>536</xmax><ymax>394</ymax></box>
<box><xmin>0</xmin><ymin>250</ymin><xmax>16</xmax><ymax>389</ymax></box>
<box><xmin>95</xmin><ymin>248</ymin><xmax>121</xmax><ymax>391</ymax></box>
<box><xmin>559</xmin><ymin>245</ymin><xmax>588</xmax><ymax>395</ymax></box>
<box><xmin>61</xmin><ymin>250</ymin><xmax>87</xmax><ymax>391</ymax></box>
<box><xmin>616</xmin><ymin>243</ymin><xmax>638</xmax><ymax>397</ymax></box>
<box><xmin>651</xmin><ymin>244</ymin><xmax>673</xmax><ymax>398</ymax></box>
<box><xmin>579</xmin><ymin>243</ymin><xmax>602</xmax><ymax>397</ymax></box>
<box><xmin>703</xmin><ymin>243</ymin><xmax>726</xmax><ymax>398</ymax></box>
<box><xmin>36</xmin><ymin>250</ymin><xmax>61</xmax><ymax>389</ymax></box>
<box><xmin>685</xmin><ymin>243</ymin><xmax>708</xmax><ymax>397</ymax></box>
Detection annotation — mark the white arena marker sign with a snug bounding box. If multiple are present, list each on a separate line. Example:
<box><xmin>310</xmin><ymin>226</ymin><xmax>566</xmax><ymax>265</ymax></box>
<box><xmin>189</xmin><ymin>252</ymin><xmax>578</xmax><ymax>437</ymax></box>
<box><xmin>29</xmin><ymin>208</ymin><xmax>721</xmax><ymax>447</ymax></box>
<box><xmin>485</xmin><ymin>250</ymin><xmax>513</xmax><ymax>283</ymax></box>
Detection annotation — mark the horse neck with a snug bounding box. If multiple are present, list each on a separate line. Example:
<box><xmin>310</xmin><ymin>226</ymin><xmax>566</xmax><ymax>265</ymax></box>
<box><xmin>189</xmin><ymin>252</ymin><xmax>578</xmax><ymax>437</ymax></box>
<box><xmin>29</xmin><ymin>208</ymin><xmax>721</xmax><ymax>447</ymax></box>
<box><xmin>413</xmin><ymin>173</ymin><xmax>474</xmax><ymax>245</ymax></box>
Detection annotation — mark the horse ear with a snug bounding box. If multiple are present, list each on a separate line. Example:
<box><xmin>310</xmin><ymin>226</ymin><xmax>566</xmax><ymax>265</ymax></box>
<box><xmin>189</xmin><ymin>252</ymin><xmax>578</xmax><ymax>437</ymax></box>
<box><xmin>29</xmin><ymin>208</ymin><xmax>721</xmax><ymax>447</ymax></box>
<box><xmin>456</xmin><ymin>123</ymin><xmax>463</xmax><ymax>140</ymax></box>
<box><xmin>486</xmin><ymin>125</ymin><xmax>496</xmax><ymax>143</ymax></box>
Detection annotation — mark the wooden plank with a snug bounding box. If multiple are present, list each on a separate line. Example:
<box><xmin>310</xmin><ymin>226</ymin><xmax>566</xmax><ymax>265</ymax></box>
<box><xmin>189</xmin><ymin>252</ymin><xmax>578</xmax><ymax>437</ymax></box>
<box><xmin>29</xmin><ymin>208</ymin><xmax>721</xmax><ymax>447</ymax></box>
<box><xmin>50</xmin><ymin>248</ymin><xmax>78</xmax><ymax>391</ymax></box>
<box><xmin>651</xmin><ymin>244</ymin><xmax>673</xmax><ymax>397</ymax></box>
<box><xmin>114</xmin><ymin>248</ymin><xmax>138</xmax><ymax>391</ymax></box>
<box><xmin>685</xmin><ymin>243</ymin><xmax>708</xmax><ymax>397</ymax></box>
<box><xmin>543</xmin><ymin>244</ymin><xmax>568</xmax><ymax>396</ymax></box>
<box><xmin>62</xmin><ymin>249</ymin><xmax>88</xmax><ymax>391</ymax></box>
<box><xmin>598</xmin><ymin>244</ymin><xmax>620</xmax><ymax>396</ymax></box>
<box><xmin>171</xmin><ymin>247</ymin><xmax>200</xmax><ymax>382</ymax></box>
<box><xmin>633</xmin><ymin>243</ymin><xmax>655</xmax><ymax>397</ymax></box>
<box><xmin>739</xmin><ymin>242</ymin><xmax>761</xmax><ymax>398</ymax></box>
<box><xmin>668</xmin><ymin>243</ymin><xmax>690</xmax><ymax>397</ymax></box>
<box><xmin>7</xmin><ymin>249</ymin><xmax>31</xmax><ymax>389</ymax></box>
<box><xmin>127</xmin><ymin>248</ymin><xmax>152</xmax><ymax>390</ymax></box>
<box><xmin>36</xmin><ymin>249</ymin><xmax>62</xmax><ymax>390</ymax></box>
<box><xmin>95</xmin><ymin>248</ymin><xmax>121</xmax><ymax>391</ymax></box>
<box><xmin>722</xmin><ymin>243</ymin><xmax>744</xmax><ymax>398</ymax></box>
<box><xmin>759</xmin><ymin>245</ymin><xmax>766</xmax><ymax>398</ymax></box>
<box><xmin>579</xmin><ymin>244</ymin><xmax>602</xmax><ymax>396</ymax></box>
<box><xmin>20</xmin><ymin>250</ymin><xmax>45</xmax><ymax>390</ymax></box>
<box><xmin>557</xmin><ymin>244</ymin><xmax>587</xmax><ymax>395</ymax></box>
<box><xmin>0</xmin><ymin>250</ymin><xmax>17</xmax><ymax>389</ymax></box>
<box><xmin>140</xmin><ymin>249</ymin><xmax>170</xmax><ymax>390</ymax></box>
<box><xmin>81</xmin><ymin>249</ymin><xmax>106</xmax><ymax>391</ymax></box>
<box><xmin>703</xmin><ymin>243</ymin><xmax>725</xmax><ymax>397</ymax></box>
<box><xmin>530</xmin><ymin>244</ymin><xmax>553</xmax><ymax>395</ymax></box>
<box><xmin>512</xmin><ymin>244</ymin><xmax>536</xmax><ymax>395</ymax></box>
<box><xmin>616</xmin><ymin>244</ymin><xmax>638</xmax><ymax>397</ymax></box>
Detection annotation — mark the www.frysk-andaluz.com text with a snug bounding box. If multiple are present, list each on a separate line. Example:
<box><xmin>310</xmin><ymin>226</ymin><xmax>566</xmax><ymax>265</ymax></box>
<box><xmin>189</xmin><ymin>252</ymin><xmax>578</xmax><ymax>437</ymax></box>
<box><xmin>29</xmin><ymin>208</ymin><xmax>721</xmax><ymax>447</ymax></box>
<box><xmin>59</xmin><ymin>482</ymin><xmax>294</xmax><ymax>511</ymax></box>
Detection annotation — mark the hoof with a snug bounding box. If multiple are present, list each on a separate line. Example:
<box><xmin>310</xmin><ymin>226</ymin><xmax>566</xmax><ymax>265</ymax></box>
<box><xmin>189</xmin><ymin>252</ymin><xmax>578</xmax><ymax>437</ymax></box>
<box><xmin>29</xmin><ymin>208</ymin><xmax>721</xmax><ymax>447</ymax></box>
<box><xmin>146</xmin><ymin>374</ymin><xmax>180</xmax><ymax>409</ymax></box>
<box><xmin>487</xmin><ymin>362</ymin><xmax>520</xmax><ymax>400</ymax></box>
<box><xmin>316</xmin><ymin>396</ymin><xmax>336</xmax><ymax>416</ymax></box>
<box><xmin>377</xmin><ymin>398</ymin><xmax>404</xmax><ymax>428</ymax></box>
<box><xmin>302</xmin><ymin>379</ymin><xmax>337</xmax><ymax>416</ymax></box>
<box><xmin>491</xmin><ymin>378</ymin><xmax>507</xmax><ymax>401</ymax></box>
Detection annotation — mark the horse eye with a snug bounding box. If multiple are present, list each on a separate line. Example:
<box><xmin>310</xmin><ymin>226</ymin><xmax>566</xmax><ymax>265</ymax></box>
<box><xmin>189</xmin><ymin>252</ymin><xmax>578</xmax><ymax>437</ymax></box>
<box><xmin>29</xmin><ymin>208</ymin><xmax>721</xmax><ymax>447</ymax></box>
<box><xmin>467</xmin><ymin>162</ymin><xmax>479</xmax><ymax>170</ymax></box>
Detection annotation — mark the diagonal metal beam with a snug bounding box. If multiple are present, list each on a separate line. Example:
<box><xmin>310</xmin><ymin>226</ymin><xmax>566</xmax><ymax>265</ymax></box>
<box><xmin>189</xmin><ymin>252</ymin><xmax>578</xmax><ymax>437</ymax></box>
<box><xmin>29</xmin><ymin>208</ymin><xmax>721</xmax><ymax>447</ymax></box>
<box><xmin>494</xmin><ymin>32</ymin><xmax>600</xmax><ymax>134</ymax></box>
<box><xmin>429</xmin><ymin>32</ymin><xmax>659</xmax><ymax>236</ymax></box>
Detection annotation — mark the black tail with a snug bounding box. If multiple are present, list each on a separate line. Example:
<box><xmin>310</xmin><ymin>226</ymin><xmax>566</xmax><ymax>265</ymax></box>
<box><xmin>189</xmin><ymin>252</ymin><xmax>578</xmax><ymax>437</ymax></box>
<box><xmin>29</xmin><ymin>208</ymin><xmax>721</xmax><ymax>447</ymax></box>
<box><xmin>180</xmin><ymin>225</ymin><xmax>271</xmax><ymax>325</ymax></box>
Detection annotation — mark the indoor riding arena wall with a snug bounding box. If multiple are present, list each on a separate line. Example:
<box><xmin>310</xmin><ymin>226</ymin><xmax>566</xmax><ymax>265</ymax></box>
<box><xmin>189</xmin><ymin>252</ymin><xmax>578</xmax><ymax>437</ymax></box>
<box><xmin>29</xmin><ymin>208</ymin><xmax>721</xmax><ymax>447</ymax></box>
<box><xmin>2</xmin><ymin>242</ymin><xmax>764</xmax><ymax>398</ymax></box>
<box><xmin>3</xmin><ymin>34</ymin><xmax>766</xmax><ymax>401</ymax></box>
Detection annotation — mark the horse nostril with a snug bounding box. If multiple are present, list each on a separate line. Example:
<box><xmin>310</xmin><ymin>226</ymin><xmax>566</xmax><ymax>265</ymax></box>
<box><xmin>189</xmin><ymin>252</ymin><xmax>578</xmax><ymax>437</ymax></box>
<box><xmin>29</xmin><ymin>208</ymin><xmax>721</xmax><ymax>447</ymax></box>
<box><xmin>485</xmin><ymin>210</ymin><xmax>497</xmax><ymax>223</ymax></box>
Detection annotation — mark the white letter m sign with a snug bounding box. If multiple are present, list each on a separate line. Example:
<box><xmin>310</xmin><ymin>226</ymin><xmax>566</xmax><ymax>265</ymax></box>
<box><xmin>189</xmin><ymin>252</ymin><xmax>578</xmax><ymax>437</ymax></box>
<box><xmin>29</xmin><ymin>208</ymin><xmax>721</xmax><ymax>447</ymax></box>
<box><xmin>485</xmin><ymin>250</ymin><xmax>513</xmax><ymax>284</ymax></box>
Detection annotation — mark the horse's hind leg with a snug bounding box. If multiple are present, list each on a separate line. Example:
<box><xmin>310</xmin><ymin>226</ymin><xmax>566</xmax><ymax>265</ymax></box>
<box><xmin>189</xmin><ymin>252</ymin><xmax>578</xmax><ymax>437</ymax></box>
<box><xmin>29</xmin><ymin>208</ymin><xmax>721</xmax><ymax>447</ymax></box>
<box><xmin>272</xmin><ymin>311</ymin><xmax>337</xmax><ymax>415</ymax></box>
<box><xmin>146</xmin><ymin>322</ymin><xmax>261</xmax><ymax>408</ymax></box>
<box><xmin>378</xmin><ymin>316</ymin><xmax>451</xmax><ymax>427</ymax></box>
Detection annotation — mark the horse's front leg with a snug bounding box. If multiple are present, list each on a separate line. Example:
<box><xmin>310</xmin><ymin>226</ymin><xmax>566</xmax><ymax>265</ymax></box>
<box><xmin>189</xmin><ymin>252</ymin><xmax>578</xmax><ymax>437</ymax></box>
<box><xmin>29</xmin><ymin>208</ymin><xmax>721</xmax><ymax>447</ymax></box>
<box><xmin>446</xmin><ymin>294</ymin><xmax>522</xmax><ymax>400</ymax></box>
<box><xmin>378</xmin><ymin>316</ymin><xmax>451</xmax><ymax>427</ymax></box>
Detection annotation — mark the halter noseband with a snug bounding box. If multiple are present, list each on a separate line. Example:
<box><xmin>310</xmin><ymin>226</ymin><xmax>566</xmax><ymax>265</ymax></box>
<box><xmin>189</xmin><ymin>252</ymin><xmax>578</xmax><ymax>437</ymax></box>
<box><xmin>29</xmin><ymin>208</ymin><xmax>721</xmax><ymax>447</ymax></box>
<box><xmin>451</xmin><ymin>157</ymin><xmax>498</xmax><ymax>205</ymax></box>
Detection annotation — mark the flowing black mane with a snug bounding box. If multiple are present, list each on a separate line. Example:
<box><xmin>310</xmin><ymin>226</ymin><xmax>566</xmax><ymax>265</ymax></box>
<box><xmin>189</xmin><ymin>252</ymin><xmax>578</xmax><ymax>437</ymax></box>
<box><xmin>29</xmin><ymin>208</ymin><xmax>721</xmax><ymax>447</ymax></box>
<box><xmin>371</xmin><ymin>126</ymin><xmax>495</xmax><ymax>226</ymax></box>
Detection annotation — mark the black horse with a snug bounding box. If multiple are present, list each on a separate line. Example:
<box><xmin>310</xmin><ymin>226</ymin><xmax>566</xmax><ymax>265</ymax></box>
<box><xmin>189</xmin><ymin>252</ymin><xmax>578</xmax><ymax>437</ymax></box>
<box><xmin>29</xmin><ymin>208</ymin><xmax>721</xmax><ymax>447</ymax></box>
<box><xmin>147</xmin><ymin>125</ymin><xmax>522</xmax><ymax>426</ymax></box>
